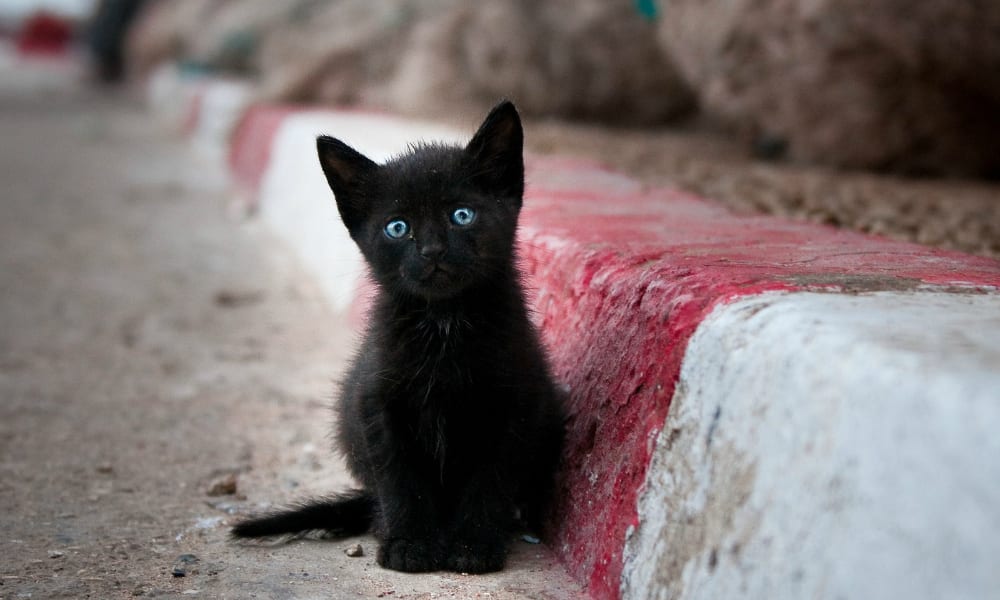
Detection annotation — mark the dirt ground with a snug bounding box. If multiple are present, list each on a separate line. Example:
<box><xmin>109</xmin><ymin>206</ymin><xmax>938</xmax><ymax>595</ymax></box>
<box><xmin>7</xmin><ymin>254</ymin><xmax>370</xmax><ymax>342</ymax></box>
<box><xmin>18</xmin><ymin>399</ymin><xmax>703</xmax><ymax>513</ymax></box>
<box><xmin>0</xmin><ymin>57</ymin><xmax>582</xmax><ymax>599</ymax></box>
<box><xmin>525</xmin><ymin>119</ymin><xmax>1000</xmax><ymax>260</ymax></box>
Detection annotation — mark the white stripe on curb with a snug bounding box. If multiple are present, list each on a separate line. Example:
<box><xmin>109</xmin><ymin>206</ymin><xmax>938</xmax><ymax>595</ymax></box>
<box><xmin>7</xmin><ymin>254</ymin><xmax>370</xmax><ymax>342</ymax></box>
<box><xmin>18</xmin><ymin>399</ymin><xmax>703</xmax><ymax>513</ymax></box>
<box><xmin>145</xmin><ymin>64</ymin><xmax>252</xmax><ymax>162</ymax></box>
<box><xmin>190</xmin><ymin>79</ymin><xmax>252</xmax><ymax>160</ymax></box>
<box><xmin>622</xmin><ymin>290</ymin><xmax>1000</xmax><ymax>600</ymax></box>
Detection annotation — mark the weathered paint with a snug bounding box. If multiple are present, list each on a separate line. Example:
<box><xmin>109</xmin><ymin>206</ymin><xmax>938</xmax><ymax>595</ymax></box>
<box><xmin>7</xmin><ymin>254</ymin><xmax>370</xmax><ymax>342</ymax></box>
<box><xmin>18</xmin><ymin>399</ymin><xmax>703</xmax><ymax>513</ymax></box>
<box><xmin>518</xmin><ymin>160</ymin><xmax>1000</xmax><ymax>598</ymax></box>
<box><xmin>164</xmin><ymin>90</ymin><xmax>1000</xmax><ymax>599</ymax></box>
<box><xmin>229</xmin><ymin>104</ymin><xmax>298</xmax><ymax>202</ymax></box>
<box><xmin>621</xmin><ymin>291</ymin><xmax>1000</xmax><ymax>599</ymax></box>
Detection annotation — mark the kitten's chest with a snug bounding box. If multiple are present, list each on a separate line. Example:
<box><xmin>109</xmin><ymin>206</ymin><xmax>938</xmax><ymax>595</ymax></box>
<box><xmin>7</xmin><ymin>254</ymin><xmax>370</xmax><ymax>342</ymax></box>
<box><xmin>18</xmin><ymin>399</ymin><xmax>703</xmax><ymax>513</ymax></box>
<box><xmin>389</xmin><ymin>314</ymin><xmax>486</xmax><ymax>390</ymax></box>
<box><xmin>380</xmin><ymin>316</ymin><xmax>502</xmax><ymax>443</ymax></box>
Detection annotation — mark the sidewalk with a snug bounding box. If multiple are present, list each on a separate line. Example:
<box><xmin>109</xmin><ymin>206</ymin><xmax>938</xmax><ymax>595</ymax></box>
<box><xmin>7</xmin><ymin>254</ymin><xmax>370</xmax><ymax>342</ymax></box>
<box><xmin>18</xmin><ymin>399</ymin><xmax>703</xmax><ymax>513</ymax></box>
<box><xmin>0</xmin><ymin>55</ymin><xmax>583</xmax><ymax>599</ymax></box>
<box><xmin>152</xmin><ymin>65</ymin><xmax>1000</xmax><ymax>600</ymax></box>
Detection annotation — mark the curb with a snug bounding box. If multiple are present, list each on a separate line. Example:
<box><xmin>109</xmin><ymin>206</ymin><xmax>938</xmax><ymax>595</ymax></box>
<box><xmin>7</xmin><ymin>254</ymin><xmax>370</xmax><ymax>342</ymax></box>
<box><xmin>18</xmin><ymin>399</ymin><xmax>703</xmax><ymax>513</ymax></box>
<box><xmin>151</xmin><ymin>66</ymin><xmax>1000</xmax><ymax>600</ymax></box>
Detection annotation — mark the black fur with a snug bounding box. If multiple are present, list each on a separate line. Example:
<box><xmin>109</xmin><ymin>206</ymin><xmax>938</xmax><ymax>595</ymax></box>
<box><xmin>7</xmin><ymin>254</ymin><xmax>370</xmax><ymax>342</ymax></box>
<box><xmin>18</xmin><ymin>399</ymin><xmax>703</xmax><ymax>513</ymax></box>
<box><xmin>231</xmin><ymin>101</ymin><xmax>565</xmax><ymax>574</ymax></box>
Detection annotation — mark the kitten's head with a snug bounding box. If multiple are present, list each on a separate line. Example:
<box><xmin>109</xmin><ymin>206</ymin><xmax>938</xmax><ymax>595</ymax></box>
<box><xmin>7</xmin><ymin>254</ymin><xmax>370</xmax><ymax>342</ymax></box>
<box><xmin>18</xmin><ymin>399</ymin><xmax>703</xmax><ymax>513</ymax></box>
<box><xmin>317</xmin><ymin>101</ymin><xmax>524</xmax><ymax>300</ymax></box>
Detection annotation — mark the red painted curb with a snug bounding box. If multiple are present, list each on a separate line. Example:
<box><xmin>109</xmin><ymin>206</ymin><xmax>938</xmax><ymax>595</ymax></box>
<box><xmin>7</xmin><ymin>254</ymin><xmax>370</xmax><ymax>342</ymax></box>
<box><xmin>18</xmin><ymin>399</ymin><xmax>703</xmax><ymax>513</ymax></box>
<box><xmin>228</xmin><ymin>104</ymin><xmax>299</xmax><ymax>203</ymax></box>
<box><xmin>226</xmin><ymin>106</ymin><xmax>1000</xmax><ymax>599</ymax></box>
<box><xmin>14</xmin><ymin>11</ymin><xmax>73</xmax><ymax>57</ymax></box>
<box><xmin>517</xmin><ymin>159</ymin><xmax>1000</xmax><ymax>597</ymax></box>
<box><xmin>179</xmin><ymin>82</ymin><xmax>205</xmax><ymax>137</ymax></box>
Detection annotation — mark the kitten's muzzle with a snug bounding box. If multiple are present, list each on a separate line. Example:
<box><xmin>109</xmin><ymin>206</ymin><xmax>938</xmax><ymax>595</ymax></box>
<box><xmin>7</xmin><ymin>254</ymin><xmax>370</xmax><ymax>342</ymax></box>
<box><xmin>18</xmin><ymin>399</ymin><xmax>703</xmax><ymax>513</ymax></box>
<box><xmin>419</xmin><ymin>242</ymin><xmax>446</xmax><ymax>260</ymax></box>
<box><xmin>417</xmin><ymin>262</ymin><xmax>453</xmax><ymax>282</ymax></box>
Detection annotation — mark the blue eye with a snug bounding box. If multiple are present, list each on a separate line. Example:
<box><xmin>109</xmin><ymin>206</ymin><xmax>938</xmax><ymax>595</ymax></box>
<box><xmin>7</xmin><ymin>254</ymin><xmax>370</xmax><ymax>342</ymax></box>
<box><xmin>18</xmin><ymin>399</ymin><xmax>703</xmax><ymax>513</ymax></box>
<box><xmin>384</xmin><ymin>219</ymin><xmax>409</xmax><ymax>239</ymax></box>
<box><xmin>451</xmin><ymin>207</ymin><xmax>476</xmax><ymax>226</ymax></box>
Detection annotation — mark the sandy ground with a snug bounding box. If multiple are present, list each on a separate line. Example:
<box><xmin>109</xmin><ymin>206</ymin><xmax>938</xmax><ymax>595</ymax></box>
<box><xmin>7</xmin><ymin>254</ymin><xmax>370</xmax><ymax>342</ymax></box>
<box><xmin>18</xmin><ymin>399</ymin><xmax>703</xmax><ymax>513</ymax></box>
<box><xmin>0</xmin><ymin>58</ymin><xmax>582</xmax><ymax>599</ymax></box>
<box><xmin>525</xmin><ymin>119</ymin><xmax>1000</xmax><ymax>260</ymax></box>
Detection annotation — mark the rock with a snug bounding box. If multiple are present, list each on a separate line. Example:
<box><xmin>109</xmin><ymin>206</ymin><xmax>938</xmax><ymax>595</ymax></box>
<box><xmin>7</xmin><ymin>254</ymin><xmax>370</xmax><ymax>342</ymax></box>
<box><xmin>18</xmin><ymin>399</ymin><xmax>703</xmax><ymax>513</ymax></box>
<box><xmin>205</xmin><ymin>473</ymin><xmax>238</xmax><ymax>496</ymax></box>
<box><xmin>171</xmin><ymin>554</ymin><xmax>199</xmax><ymax>577</ymax></box>
<box><xmin>254</xmin><ymin>0</ymin><xmax>453</xmax><ymax>107</ymax></box>
<box><xmin>204</xmin><ymin>498</ymin><xmax>242</xmax><ymax>514</ymax></box>
<box><xmin>213</xmin><ymin>290</ymin><xmax>263</xmax><ymax>308</ymax></box>
<box><xmin>392</xmin><ymin>0</ymin><xmax>693</xmax><ymax>125</ymax></box>
<box><xmin>657</xmin><ymin>0</ymin><xmax>1000</xmax><ymax>176</ymax></box>
<box><xmin>253</xmin><ymin>0</ymin><xmax>693</xmax><ymax>125</ymax></box>
<box><xmin>344</xmin><ymin>544</ymin><xmax>364</xmax><ymax>557</ymax></box>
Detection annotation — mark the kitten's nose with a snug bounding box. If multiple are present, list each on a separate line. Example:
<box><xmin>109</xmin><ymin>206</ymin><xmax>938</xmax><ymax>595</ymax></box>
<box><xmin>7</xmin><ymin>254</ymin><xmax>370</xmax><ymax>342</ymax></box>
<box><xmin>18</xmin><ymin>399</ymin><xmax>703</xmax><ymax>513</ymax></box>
<box><xmin>419</xmin><ymin>242</ymin><xmax>445</xmax><ymax>260</ymax></box>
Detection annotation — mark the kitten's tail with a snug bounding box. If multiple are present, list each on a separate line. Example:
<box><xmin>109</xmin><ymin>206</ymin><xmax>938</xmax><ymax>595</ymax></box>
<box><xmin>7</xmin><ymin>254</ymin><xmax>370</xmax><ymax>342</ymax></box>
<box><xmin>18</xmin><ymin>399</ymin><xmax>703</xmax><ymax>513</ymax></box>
<box><xmin>230</xmin><ymin>489</ymin><xmax>373</xmax><ymax>539</ymax></box>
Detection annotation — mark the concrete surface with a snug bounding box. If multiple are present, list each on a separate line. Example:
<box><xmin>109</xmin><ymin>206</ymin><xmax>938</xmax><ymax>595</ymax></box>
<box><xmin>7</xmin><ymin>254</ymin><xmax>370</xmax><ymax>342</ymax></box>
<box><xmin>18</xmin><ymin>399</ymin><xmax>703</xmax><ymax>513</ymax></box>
<box><xmin>152</xmin><ymin>64</ymin><xmax>1000</xmax><ymax>600</ymax></box>
<box><xmin>0</xmin><ymin>53</ymin><xmax>583</xmax><ymax>599</ymax></box>
<box><xmin>622</xmin><ymin>291</ymin><xmax>1000</xmax><ymax>599</ymax></box>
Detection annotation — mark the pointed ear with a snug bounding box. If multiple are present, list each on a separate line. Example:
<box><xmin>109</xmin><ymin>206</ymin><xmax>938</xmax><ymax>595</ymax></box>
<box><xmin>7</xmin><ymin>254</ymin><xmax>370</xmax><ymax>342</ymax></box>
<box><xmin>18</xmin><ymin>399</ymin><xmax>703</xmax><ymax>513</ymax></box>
<box><xmin>465</xmin><ymin>100</ymin><xmax>524</xmax><ymax>205</ymax></box>
<box><xmin>316</xmin><ymin>136</ymin><xmax>378</xmax><ymax>232</ymax></box>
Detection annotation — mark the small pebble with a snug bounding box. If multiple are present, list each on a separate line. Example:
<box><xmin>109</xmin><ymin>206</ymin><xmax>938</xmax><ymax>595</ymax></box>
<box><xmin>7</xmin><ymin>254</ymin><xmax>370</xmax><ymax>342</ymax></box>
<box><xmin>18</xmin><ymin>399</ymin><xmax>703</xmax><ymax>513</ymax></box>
<box><xmin>48</xmin><ymin>550</ymin><xmax>65</xmax><ymax>559</ymax></box>
<box><xmin>344</xmin><ymin>544</ymin><xmax>364</xmax><ymax>557</ymax></box>
<box><xmin>521</xmin><ymin>534</ymin><xmax>541</xmax><ymax>544</ymax></box>
<box><xmin>172</xmin><ymin>554</ymin><xmax>199</xmax><ymax>577</ymax></box>
<box><xmin>204</xmin><ymin>499</ymin><xmax>241</xmax><ymax>514</ymax></box>
<box><xmin>206</xmin><ymin>474</ymin><xmax>238</xmax><ymax>497</ymax></box>
<box><xmin>214</xmin><ymin>289</ymin><xmax>263</xmax><ymax>308</ymax></box>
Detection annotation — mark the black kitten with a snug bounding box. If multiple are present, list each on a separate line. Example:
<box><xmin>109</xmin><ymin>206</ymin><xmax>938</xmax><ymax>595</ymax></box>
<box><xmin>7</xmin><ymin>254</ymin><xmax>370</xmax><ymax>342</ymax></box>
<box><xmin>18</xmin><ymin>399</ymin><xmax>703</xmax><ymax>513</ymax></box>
<box><xmin>231</xmin><ymin>101</ymin><xmax>565</xmax><ymax>574</ymax></box>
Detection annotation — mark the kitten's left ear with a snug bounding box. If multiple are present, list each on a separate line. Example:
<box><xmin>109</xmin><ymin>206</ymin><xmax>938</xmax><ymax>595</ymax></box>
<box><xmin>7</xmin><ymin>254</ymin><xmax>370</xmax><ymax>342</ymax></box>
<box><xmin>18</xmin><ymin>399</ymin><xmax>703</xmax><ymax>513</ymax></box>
<box><xmin>465</xmin><ymin>100</ymin><xmax>524</xmax><ymax>205</ymax></box>
<box><xmin>317</xmin><ymin>136</ymin><xmax>378</xmax><ymax>232</ymax></box>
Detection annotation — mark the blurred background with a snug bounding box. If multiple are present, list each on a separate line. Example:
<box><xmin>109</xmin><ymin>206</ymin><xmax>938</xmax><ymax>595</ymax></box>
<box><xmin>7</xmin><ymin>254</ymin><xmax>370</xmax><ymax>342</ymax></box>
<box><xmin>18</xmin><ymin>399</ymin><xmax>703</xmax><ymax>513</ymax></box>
<box><xmin>5</xmin><ymin>0</ymin><xmax>999</xmax><ymax>257</ymax></box>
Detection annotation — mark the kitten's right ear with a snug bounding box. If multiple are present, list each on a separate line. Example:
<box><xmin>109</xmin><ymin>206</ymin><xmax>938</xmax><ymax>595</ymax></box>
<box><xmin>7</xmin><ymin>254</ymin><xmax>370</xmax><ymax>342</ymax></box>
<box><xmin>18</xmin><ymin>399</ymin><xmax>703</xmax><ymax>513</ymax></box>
<box><xmin>316</xmin><ymin>136</ymin><xmax>378</xmax><ymax>231</ymax></box>
<box><xmin>465</xmin><ymin>100</ymin><xmax>524</xmax><ymax>204</ymax></box>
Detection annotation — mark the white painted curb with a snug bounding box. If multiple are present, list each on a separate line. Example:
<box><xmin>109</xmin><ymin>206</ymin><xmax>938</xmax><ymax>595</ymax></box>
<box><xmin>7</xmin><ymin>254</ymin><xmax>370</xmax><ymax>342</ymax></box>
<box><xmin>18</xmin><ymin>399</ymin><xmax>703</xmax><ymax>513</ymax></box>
<box><xmin>146</xmin><ymin>64</ymin><xmax>253</xmax><ymax>162</ymax></box>
<box><xmin>622</xmin><ymin>291</ymin><xmax>1000</xmax><ymax>600</ymax></box>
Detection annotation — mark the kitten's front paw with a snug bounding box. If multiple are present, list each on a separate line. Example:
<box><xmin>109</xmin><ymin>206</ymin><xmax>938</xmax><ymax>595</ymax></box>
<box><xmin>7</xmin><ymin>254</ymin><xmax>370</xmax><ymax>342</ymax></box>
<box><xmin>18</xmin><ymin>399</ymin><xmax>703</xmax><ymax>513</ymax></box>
<box><xmin>377</xmin><ymin>538</ymin><xmax>440</xmax><ymax>573</ymax></box>
<box><xmin>446</xmin><ymin>540</ymin><xmax>507</xmax><ymax>574</ymax></box>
